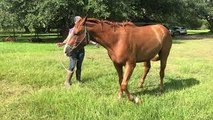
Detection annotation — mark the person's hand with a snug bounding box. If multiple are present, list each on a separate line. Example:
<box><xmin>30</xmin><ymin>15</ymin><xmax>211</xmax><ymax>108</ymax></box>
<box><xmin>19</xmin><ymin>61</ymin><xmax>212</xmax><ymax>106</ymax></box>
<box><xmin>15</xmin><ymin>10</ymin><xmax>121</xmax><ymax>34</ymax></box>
<box><xmin>56</xmin><ymin>42</ymin><xmax>65</xmax><ymax>47</ymax></box>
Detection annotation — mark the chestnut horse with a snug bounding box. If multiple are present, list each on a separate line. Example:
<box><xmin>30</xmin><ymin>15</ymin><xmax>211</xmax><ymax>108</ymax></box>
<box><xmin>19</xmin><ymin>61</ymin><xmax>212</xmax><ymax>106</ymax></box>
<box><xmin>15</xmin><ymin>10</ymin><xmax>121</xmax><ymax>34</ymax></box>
<box><xmin>65</xmin><ymin>17</ymin><xmax>172</xmax><ymax>103</ymax></box>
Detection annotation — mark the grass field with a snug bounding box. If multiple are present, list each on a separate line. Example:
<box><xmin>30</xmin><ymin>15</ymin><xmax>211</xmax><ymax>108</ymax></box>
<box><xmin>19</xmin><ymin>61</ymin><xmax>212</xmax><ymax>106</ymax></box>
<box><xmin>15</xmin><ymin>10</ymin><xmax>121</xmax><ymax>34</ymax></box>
<box><xmin>0</xmin><ymin>37</ymin><xmax>213</xmax><ymax>119</ymax></box>
<box><xmin>187</xmin><ymin>29</ymin><xmax>211</xmax><ymax>35</ymax></box>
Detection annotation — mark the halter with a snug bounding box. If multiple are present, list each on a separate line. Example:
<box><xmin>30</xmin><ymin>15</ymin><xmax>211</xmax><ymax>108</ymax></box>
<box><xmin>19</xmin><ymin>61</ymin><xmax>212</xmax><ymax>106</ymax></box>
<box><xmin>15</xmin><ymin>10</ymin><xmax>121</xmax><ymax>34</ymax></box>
<box><xmin>60</xmin><ymin>26</ymin><xmax>90</xmax><ymax>71</ymax></box>
<box><xmin>65</xmin><ymin>26</ymin><xmax>90</xmax><ymax>53</ymax></box>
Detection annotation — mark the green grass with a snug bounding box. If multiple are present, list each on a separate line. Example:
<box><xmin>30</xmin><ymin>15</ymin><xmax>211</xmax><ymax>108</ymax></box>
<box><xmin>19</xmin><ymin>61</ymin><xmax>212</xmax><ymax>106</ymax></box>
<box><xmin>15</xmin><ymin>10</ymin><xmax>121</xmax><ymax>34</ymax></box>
<box><xmin>0</xmin><ymin>38</ymin><xmax>213</xmax><ymax>120</ymax></box>
<box><xmin>187</xmin><ymin>29</ymin><xmax>211</xmax><ymax>35</ymax></box>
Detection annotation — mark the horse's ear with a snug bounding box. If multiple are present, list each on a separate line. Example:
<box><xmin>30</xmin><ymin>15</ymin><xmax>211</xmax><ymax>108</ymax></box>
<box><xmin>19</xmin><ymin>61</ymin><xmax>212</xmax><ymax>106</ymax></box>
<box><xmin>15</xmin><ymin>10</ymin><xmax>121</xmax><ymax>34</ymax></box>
<box><xmin>82</xmin><ymin>16</ymin><xmax>88</xmax><ymax>25</ymax></box>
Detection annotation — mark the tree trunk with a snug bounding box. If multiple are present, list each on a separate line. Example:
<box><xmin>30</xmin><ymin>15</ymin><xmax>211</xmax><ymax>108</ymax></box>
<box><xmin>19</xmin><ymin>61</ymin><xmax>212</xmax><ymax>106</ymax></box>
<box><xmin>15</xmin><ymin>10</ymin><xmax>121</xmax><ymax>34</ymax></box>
<box><xmin>209</xmin><ymin>21</ymin><xmax>213</xmax><ymax>32</ymax></box>
<box><xmin>12</xmin><ymin>23</ymin><xmax>16</xmax><ymax>38</ymax></box>
<box><xmin>206</xmin><ymin>16</ymin><xmax>213</xmax><ymax>32</ymax></box>
<box><xmin>208</xmin><ymin>20</ymin><xmax>213</xmax><ymax>32</ymax></box>
<box><xmin>24</xmin><ymin>26</ymin><xmax>30</xmax><ymax>33</ymax></box>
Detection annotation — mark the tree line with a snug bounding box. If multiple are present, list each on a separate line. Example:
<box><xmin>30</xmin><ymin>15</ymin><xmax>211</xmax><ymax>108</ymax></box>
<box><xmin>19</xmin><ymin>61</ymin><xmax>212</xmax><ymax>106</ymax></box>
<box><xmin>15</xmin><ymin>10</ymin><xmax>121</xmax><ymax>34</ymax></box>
<box><xmin>0</xmin><ymin>0</ymin><xmax>213</xmax><ymax>35</ymax></box>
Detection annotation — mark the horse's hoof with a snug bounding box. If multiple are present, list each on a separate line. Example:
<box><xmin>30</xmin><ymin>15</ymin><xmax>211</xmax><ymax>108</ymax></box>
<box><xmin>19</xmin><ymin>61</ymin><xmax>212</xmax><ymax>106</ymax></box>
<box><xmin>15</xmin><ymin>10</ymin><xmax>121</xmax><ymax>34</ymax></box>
<box><xmin>118</xmin><ymin>94</ymin><xmax>122</xmax><ymax>100</ymax></box>
<box><xmin>137</xmin><ymin>83</ymin><xmax>143</xmax><ymax>88</ymax></box>
<box><xmin>155</xmin><ymin>89</ymin><xmax>164</xmax><ymax>96</ymax></box>
<box><xmin>118</xmin><ymin>89</ymin><xmax>123</xmax><ymax>100</ymax></box>
<box><xmin>134</xmin><ymin>97</ymin><xmax>142</xmax><ymax>104</ymax></box>
<box><xmin>64</xmin><ymin>82</ymin><xmax>72</xmax><ymax>88</ymax></box>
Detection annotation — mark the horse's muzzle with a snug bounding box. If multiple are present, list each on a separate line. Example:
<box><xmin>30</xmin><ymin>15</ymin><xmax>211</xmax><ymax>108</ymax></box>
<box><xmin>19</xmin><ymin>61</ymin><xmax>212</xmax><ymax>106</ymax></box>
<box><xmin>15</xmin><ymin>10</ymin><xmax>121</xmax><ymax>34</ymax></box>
<box><xmin>64</xmin><ymin>45</ymin><xmax>74</xmax><ymax>56</ymax></box>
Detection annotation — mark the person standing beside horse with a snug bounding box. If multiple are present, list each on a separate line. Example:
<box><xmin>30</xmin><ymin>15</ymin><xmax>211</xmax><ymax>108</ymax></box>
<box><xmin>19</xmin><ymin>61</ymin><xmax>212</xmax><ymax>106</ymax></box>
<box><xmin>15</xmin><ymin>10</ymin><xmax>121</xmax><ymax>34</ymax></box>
<box><xmin>56</xmin><ymin>16</ymin><xmax>85</xmax><ymax>87</ymax></box>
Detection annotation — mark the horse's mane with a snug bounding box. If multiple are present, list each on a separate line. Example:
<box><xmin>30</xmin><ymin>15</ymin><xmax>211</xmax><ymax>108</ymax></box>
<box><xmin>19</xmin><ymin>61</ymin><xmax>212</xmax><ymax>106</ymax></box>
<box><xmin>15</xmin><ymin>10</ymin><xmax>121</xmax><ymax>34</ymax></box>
<box><xmin>86</xmin><ymin>18</ymin><xmax>136</xmax><ymax>27</ymax></box>
<box><xmin>85</xmin><ymin>18</ymin><xmax>158</xmax><ymax>32</ymax></box>
<box><xmin>86</xmin><ymin>18</ymin><xmax>156</xmax><ymax>28</ymax></box>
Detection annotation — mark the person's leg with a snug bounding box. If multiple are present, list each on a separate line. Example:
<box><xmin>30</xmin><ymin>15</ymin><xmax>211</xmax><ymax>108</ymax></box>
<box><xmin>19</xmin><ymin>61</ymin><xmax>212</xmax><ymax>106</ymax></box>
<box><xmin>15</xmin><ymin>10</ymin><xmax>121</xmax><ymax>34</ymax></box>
<box><xmin>64</xmin><ymin>70</ymin><xmax>73</xmax><ymax>87</ymax></box>
<box><xmin>64</xmin><ymin>55</ymin><xmax>76</xmax><ymax>87</ymax></box>
<box><xmin>76</xmin><ymin>49</ymin><xmax>85</xmax><ymax>82</ymax></box>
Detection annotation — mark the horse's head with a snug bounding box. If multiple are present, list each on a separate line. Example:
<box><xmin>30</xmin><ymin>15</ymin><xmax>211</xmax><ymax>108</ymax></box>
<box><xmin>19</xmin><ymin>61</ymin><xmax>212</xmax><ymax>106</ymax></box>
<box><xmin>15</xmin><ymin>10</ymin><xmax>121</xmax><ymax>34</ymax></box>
<box><xmin>64</xmin><ymin>17</ymin><xmax>90</xmax><ymax>56</ymax></box>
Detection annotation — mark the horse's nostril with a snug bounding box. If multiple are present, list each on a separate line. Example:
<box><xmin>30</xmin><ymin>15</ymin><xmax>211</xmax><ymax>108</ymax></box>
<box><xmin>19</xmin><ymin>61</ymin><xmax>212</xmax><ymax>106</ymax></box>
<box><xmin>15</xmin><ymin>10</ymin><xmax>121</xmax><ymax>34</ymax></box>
<box><xmin>64</xmin><ymin>45</ymin><xmax>73</xmax><ymax>56</ymax></box>
<box><xmin>64</xmin><ymin>47</ymin><xmax>69</xmax><ymax>53</ymax></box>
<box><xmin>64</xmin><ymin>50</ymin><xmax>69</xmax><ymax>55</ymax></box>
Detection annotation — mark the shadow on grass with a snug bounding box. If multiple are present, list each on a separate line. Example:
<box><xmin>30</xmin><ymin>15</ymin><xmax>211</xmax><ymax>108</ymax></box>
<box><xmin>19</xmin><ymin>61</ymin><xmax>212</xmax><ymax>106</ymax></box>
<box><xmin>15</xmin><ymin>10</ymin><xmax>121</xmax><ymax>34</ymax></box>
<box><xmin>172</xmin><ymin>40</ymin><xmax>183</xmax><ymax>44</ymax></box>
<box><xmin>16</xmin><ymin>38</ymin><xmax>63</xmax><ymax>43</ymax></box>
<box><xmin>0</xmin><ymin>38</ymin><xmax>63</xmax><ymax>43</ymax></box>
<box><xmin>133</xmin><ymin>78</ymin><xmax>200</xmax><ymax>96</ymax></box>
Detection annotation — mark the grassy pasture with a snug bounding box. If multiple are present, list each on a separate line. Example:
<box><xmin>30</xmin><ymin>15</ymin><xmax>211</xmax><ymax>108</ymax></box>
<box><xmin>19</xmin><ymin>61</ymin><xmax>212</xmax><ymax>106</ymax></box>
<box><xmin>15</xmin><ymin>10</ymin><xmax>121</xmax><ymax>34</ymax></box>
<box><xmin>0</xmin><ymin>35</ymin><xmax>213</xmax><ymax>119</ymax></box>
<box><xmin>187</xmin><ymin>29</ymin><xmax>211</xmax><ymax>35</ymax></box>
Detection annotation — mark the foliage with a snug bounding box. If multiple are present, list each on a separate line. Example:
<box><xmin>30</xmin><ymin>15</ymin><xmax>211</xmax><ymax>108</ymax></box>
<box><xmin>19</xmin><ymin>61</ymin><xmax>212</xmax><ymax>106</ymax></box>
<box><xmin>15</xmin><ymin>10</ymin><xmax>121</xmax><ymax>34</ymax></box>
<box><xmin>188</xmin><ymin>0</ymin><xmax>213</xmax><ymax>30</ymax></box>
<box><xmin>0</xmin><ymin>0</ymin><xmax>17</xmax><ymax>30</ymax></box>
<box><xmin>1</xmin><ymin>0</ymin><xmax>213</xmax><ymax>32</ymax></box>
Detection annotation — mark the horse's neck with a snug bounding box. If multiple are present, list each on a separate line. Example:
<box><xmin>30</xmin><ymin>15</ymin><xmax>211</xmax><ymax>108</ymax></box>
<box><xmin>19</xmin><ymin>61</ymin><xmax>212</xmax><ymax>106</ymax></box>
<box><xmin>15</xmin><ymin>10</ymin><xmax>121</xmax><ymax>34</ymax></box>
<box><xmin>88</xmin><ymin>25</ymin><xmax>117</xmax><ymax>49</ymax></box>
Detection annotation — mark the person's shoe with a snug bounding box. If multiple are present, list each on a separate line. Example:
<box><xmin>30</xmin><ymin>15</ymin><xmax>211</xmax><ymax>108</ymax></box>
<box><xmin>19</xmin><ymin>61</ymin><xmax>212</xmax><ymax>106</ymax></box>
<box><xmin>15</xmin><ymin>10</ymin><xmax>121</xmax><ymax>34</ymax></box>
<box><xmin>64</xmin><ymin>70</ymin><xmax>73</xmax><ymax>88</ymax></box>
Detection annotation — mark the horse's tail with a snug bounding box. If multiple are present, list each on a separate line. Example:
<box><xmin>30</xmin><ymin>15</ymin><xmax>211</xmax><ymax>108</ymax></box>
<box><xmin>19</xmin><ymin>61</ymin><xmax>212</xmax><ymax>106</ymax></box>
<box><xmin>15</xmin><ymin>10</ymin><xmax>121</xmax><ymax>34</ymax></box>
<box><xmin>151</xmin><ymin>56</ymin><xmax>160</xmax><ymax>61</ymax></box>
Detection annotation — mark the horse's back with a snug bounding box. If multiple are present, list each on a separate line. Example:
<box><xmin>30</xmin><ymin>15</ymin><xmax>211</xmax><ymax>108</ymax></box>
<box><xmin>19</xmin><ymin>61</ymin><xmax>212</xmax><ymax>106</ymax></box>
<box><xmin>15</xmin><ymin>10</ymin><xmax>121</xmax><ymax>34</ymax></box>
<box><xmin>128</xmin><ymin>24</ymin><xmax>170</xmax><ymax>44</ymax></box>
<box><xmin>126</xmin><ymin>24</ymin><xmax>172</xmax><ymax>62</ymax></box>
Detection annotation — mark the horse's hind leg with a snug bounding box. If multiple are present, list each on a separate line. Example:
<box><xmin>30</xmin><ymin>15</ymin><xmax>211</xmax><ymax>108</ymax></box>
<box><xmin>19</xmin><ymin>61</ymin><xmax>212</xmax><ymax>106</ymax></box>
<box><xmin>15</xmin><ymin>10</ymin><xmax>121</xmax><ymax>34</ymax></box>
<box><xmin>159</xmin><ymin>48</ymin><xmax>171</xmax><ymax>93</ymax></box>
<box><xmin>159</xmin><ymin>35</ymin><xmax>172</xmax><ymax>93</ymax></box>
<box><xmin>159</xmin><ymin>58</ymin><xmax>167</xmax><ymax>92</ymax></box>
<box><xmin>138</xmin><ymin>61</ymin><xmax>151</xmax><ymax>88</ymax></box>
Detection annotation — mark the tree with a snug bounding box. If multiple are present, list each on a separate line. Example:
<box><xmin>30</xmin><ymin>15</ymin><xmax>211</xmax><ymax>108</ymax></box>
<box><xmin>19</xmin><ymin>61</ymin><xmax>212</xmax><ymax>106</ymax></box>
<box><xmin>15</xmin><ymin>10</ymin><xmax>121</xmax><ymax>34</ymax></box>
<box><xmin>193</xmin><ymin>0</ymin><xmax>213</xmax><ymax>31</ymax></box>
<box><xmin>1</xmin><ymin>0</ymin><xmax>35</xmax><ymax>33</ymax></box>
<box><xmin>1</xmin><ymin>0</ymin><xmax>213</xmax><ymax>34</ymax></box>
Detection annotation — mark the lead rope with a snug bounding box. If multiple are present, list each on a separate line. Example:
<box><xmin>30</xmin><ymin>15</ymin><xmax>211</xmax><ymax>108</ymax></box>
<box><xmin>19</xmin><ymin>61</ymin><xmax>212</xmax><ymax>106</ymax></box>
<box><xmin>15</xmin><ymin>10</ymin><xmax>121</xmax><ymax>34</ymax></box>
<box><xmin>59</xmin><ymin>57</ymin><xmax>69</xmax><ymax>72</ymax></box>
<box><xmin>55</xmin><ymin>46</ymin><xmax>70</xmax><ymax>72</ymax></box>
<box><xmin>72</xmin><ymin>26</ymin><xmax>90</xmax><ymax>49</ymax></box>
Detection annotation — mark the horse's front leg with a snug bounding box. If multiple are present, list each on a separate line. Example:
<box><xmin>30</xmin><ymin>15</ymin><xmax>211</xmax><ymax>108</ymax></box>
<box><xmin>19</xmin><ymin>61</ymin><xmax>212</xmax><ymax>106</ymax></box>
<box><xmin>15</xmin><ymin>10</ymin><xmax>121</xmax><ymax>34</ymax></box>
<box><xmin>113</xmin><ymin>62</ymin><xmax>123</xmax><ymax>99</ymax></box>
<box><xmin>121</xmin><ymin>62</ymin><xmax>140</xmax><ymax>103</ymax></box>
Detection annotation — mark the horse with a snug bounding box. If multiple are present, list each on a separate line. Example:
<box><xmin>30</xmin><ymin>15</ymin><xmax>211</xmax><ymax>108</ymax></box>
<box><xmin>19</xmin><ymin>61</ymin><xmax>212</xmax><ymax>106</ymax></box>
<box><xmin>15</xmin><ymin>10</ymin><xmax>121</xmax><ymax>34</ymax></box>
<box><xmin>64</xmin><ymin>17</ymin><xmax>172</xmax><ymax>103</ymax></box>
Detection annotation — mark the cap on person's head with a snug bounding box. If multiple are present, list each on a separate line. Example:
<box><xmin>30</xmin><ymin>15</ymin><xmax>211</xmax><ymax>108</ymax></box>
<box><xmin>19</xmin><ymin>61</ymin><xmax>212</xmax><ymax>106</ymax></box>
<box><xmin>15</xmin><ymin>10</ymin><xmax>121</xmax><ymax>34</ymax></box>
<box><xmin>74</xmin><ymin>16</ymin><xmax>81</xmax><ymax>23</ymax></box>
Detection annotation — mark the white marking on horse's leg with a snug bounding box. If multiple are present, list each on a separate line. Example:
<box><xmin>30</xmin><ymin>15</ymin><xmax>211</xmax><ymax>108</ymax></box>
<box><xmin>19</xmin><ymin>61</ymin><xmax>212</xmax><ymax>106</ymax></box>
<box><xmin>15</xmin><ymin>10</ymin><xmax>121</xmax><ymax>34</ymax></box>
<box><xmin>134</xmin><ymin>96</ymin><xmax>142</xmax><ymax>104</ymax></box>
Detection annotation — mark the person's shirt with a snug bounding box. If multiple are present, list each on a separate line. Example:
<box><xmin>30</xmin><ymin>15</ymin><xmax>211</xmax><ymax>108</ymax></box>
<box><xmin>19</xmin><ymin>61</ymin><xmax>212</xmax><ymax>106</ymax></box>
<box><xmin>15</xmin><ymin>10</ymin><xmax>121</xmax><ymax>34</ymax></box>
<box><xmin>63</xmin><ymin>28</ymin><xmax>74</xmax><ymax>44</ymax></box>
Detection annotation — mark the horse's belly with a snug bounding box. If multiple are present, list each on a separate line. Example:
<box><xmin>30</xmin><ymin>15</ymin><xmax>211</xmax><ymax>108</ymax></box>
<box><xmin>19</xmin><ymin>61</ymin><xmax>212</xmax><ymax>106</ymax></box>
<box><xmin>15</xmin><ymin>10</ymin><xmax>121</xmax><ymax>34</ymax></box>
<box><xmin>136</xmin><ymin>54</ymin><xmax>157</xmax><ymax>62</ymax></box>
<box><xmin>135</xmin><ymin>46</ymin><xmax>161</xmax><ymax>62</ymax></box>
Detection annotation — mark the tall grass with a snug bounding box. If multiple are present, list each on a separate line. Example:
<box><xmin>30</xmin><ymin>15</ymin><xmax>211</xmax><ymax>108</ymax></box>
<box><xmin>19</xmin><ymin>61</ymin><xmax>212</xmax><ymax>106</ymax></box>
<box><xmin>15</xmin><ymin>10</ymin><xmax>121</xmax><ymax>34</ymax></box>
<box><xmin>0</xmin><ymin>39</ymin><xmax>213</xmax><ymax>120</ymax></box>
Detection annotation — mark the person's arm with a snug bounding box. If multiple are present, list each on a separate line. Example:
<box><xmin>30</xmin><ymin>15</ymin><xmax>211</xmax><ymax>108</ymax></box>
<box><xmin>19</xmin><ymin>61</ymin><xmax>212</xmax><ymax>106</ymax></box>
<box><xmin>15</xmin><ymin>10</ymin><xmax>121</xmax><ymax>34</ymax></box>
<box><xmin>56</xmin><ymin>30</ymin><xmax>74</xmax><ymax>47</ymax></box>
